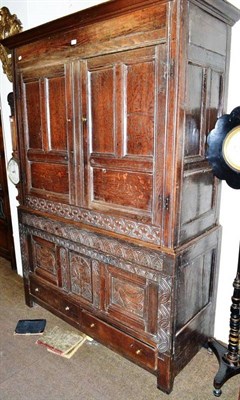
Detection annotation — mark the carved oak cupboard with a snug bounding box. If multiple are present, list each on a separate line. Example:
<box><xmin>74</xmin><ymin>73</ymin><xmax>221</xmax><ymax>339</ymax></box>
<box><xmin>1</xmin><ymin>0</ymin><xmax>239</xmax><ymax>394</ymax></box>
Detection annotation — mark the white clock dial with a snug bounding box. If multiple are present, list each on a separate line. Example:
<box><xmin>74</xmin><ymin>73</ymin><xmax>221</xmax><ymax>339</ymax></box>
<box><xmin>222</xmin><ymin>126</ymin><xmax>240</xmax><ymax>172</ymax></box>
<box><xmin>7</xmin><ymin>157</ymin><xmax>20</xmax><ymax>185</ymax></box>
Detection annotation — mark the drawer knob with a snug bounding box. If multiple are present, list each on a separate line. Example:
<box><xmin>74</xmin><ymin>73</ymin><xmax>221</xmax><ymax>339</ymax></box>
<box><xmin>65</xmin><ymin>306</ymin><xmax>70</xmax><ymax>311</ymax></box>
<box><xmin>136</xmin><ymin>349</ymin><xmax>142</xmax><ymax>355</ymax></box>
<box><xmin>90</xmin><ymin>323</ymin><xmax>95</xmax><ymax>328</ymax></box>
<box><xmin>35</xmin><ymin>288</ymin><xmax>39</xmax><ymax>292</ymax></box>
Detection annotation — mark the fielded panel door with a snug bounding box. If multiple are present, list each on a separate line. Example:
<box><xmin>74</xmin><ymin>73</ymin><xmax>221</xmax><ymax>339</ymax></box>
<box><xmin>18</xmin><ymin>63</ymin><xmax>75</xmax><ymax>204</ymax></box>
<box><xmin>81</xmin><ymin>45</ymin><xmax>167</xmax><ymax>225</ymax></box>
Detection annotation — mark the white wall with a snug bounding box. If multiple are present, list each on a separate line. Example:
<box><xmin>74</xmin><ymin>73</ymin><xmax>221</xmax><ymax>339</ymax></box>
<box><xmin>215</xmin><ymin>1</ymin><xmax>240</xmax><ymax>343</ymax></box>
<box><xmin>0</xmin><ymin>0</ymin><xmax>239</xmax><ymax>343</ymax></box>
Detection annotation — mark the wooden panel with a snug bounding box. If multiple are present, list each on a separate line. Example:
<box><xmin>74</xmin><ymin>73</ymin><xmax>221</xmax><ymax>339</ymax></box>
<box><xmin>23</xmin><ymin>70</ymin><xmax>69</xmax><ymax>154</ymax></box>
<box><xmin>69</xmin><ymin>252</ymin><xmax>93</xmax><ymax>303</ymax></box>
<box><xmin>48</xmin><ymin>75</ymin><xmax>68</xmax><ymax>151</ymax></box>
<box><xmin>207</xmin><ymin>70</ymin><xmax>224</xmax><ymax>134</ymax></box>
<box><xmin>30</xmin><ymin>162</ymin><xmax>69</xmax><ymax>194</ymax></box>
<box><xmin>125</xmin><ymin>60</ymin><xmax>155</xmax><ymax>156</ymax></box>
<box><xmin>179</xmin><ymin>169</ymin><xmax>220</xmax><ymax>243</ymax></box>
<box><xmin>90</xmin><ymin>67</ymin><xmax>115</xmax><ymax>154</ymax></box>
<box><xmin>92</xmin><ymin>168</ymin><xmax>152</xmax><ymax>212</ymax></box>
<box><xmin>25</xmin><ymin>80</ymin><xmax>42</xmax><ymax>150</ymax></box>
<box><xmin>31</xmin><ymin>236</ymin><xmax>59</xmax><ymax>285</ymax></box>
<box><xmin>180</xmin><ymin>170</ymin><xmax>215</xmax><ymax>226</ymax></box>
<box><xmin>84</xmin><ymin>46</ymin><xmax>162</xmax><ymax>219</ymax></box>
<box><xmin>105</xmin><ymin>265</ymin><xmax>146</xmax><ymax>329</ymax></box>
<box><xmin>19</xmin><ymin>65</ymin><xmax>73</xmax><ymax>203</ymax></box>
<box><xmin>189</xmin><ymin>3</ymin><xmax>227</xmax><ymax>56</ymax></box>
<box><xmin>13</xmin><ymin>3</ymin><xmax>167</xmax><ymax>69</ymax></box>
<box><xmin>104</xmin><ymin>264</ymin><xmax>159</xmax><ymax>336</ymax></box>
<box><xmin>184</xmin><ymin>63</ymin><xmax>207</xmax><ymax>159</ymax></box>
<box><xmin>176</xmin><ymin>250</ymin><xmax>214</xmax><ymax>330</ymax></box>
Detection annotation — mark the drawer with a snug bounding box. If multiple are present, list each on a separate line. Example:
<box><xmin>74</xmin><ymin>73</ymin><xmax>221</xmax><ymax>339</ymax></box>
<box><xmin>29</xmin><ymin>275</ymin><xmax>80</xmax><ymax>321</ymax></box>
<box><xmin>81</xmin><ymin>311</ymin><xmax>157</xmax><ymax>372</ymax></box>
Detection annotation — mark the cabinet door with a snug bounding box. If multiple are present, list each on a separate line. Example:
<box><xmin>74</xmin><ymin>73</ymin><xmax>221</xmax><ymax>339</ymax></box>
<box><xmin>81</xmin><ymin>45</ymin><xmax>166</xmax><ymax>223</ymax></box>
<box><xmin>18</xmin><ymin>64</ymin><xmax>74</xmax><ymax>203</ymax></box>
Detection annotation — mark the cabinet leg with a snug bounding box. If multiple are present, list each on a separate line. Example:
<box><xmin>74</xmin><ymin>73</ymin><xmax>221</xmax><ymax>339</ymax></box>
<box><xmin>157</xmin><ymin>355</ymin><xmax>174</xmax><ymax>394</ymax></box>
<box><xmin>23</xmin><ymin>278</ymin><xmax>34</xmax><ymax>307</ymax></box>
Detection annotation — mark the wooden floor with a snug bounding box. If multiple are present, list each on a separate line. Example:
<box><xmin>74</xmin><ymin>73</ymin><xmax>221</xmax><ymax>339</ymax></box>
<box><xmin>0</xmin><ymin>257</ymin><xmax>239</xmax><ymax>400</ymax></box>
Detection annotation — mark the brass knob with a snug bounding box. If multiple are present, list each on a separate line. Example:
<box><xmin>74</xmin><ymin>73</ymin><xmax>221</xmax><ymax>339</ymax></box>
<box><xmin>136</xmin><ymin>349</ymin><xmax>142</xmax><ymax>355</ymax></box>
<box><xmin>82</xmin><ymin>117</ymin><xmax>87</xmax><ymax>123</ymax></box>
<box><xmin>90</xmin><ymin>323</ymin><xmax>95</xmax><ymax>328</ymax></box>
<box><xmin>35</xmin><ymin>288</ymin><xmax>39</xmax><ymax>292</ymax></box>
<box><xmin>65</xmin><ymin>306</ymin><xmax>70</xmax><ymax>311</ymax></box>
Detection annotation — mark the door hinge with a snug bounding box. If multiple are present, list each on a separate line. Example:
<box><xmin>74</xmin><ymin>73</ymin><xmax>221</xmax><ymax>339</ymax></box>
<box><xmin>159</xmin><ymin>195</ymin><xmax>170</xmax><ymax>211</ymax></box>
<box><xmin>164</xmin><ymin>195</ymin><xmax>170</xmax><ymax>211</ymax></box>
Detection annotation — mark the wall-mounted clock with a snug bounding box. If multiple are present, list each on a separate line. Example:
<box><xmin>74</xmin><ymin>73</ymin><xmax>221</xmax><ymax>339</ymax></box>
<box><xmin>7</xmin><ymin>157</ymin><xmax>20</xmax><ymax>185</ymax></box>
<box><xmin>207</xmin><ymin>106</ymin><xmax>240</xmax><ymax>189</ymax></box>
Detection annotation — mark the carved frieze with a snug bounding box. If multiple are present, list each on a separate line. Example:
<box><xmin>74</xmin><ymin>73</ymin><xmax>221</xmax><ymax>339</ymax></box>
<box><xmin>20</xmin><ymin>212</ymin><xmax>164</xmax><ymax>272</ymax></box>
<box><xmin>25</xmin><ymin>196</ymin><xmax>162</xmax><ymax>245</ymax></box>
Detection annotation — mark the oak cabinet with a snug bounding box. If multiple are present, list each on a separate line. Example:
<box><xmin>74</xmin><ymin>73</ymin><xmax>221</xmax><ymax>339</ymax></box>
<box><xmin>2</xmin><ymin>0</ymin><xmax>239</xmax><ymax>393</ymax></box>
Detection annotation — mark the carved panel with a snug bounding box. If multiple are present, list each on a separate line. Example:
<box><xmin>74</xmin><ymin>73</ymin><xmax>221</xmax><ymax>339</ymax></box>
<box><xmin>31</xmin><ymin>236</ymin><xmax>58</xmax><ymax>285</ymax></box>
<box><xmin>69</xmin><ymin>252</ymin><xmax>93</xmax><ymax>302</ymax></box>
<box><xmin>59</xmin><ymin>247</ymin><xmax>69</xmax><ymax>292</ymax></box>
<box><xmin>105</xmin><ymin>263</ymin><xmax>148</xmax><ymax>331</ymax></box>
<box><xmin>34</xmin><ymin>240</ymin><xmax>56</xmax><ymax>274</ymax></box>
<box><xmin>112</xmin><ymin>277</ymin><xmax>145</xmax><ymax>318</ymax></box>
